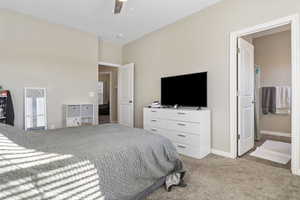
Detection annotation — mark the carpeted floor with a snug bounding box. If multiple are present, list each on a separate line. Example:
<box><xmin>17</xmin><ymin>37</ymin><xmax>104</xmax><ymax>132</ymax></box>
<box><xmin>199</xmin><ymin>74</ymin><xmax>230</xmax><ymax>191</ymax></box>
<box><xmin>146</xmin><ymin>154</ymin><xmax>300</xmax><ymax>200</ymax></box>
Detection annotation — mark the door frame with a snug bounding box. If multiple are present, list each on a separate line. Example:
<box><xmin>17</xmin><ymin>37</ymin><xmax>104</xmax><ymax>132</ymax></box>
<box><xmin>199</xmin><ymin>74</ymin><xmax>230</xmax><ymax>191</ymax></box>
<box><xmin>98</xmin><ymin>72</ymin><xmax>112</xmax><ymax>123</ymax></box>
<box><xmin>229</xmin><ymin>14</ymin><xmax>300</xmax><ymax>175</ymax></box>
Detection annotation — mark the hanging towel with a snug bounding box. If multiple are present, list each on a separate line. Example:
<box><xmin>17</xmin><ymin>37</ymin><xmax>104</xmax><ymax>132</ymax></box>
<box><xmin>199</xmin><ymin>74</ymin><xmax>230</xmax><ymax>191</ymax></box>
<box><xmin>276</xmin><ymin>86</ymin><xmax>291</xmax><ymax>114</ymax></box>
<box><xmin>262</xmin><ymin>87</ymin><xmax>276</xmax><ymax>115</ymax></box>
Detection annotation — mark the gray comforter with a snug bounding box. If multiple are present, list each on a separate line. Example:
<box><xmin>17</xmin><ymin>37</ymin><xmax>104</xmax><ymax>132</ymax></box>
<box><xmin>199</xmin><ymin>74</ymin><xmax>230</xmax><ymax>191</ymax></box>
<box><xmin>0</xmin><ymin>124</ymin><xmax>184</xmax><ymax>200</ymax></box>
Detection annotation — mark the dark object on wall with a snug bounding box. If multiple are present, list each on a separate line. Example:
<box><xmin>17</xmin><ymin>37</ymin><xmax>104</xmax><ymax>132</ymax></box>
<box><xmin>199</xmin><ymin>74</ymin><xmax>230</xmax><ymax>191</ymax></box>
<box><xmin>0</xmin><ymin>90</ymin><xmax>15</xmax><ymax>126</ymax></box>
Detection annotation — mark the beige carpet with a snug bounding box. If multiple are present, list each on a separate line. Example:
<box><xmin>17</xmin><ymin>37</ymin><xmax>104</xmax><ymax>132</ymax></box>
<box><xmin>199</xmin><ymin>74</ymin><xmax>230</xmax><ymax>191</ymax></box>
<box><xmin>146</xmin><ymin>155</ymin><xmax>300</xmax><ymax>200</ymax></box>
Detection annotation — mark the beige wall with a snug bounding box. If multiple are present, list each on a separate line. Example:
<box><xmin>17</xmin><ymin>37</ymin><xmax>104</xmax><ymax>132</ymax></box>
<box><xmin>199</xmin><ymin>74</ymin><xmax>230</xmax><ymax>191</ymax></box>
<box><xmin>123</xmin><ymin>0</ymin><xmax>300</xmax><ymax>152</ymax></box>
<box><xmin>98</xmin><ymin>66</ymin><xmax>118</xmax><ymax>122</ymax></box>
<box><xmin>98</xmin><ymin>40</ymin><xmax>123</xmax><ymax>65</ymax></box>
<box><xmin>0</xmin><ymin>9</ymin><xmax>99</xmax><ymax>129</ymax></box>
<box><xmin>253</xmin><ymin>31</ymin><xmax>291</xmax><ymax>133</ymax></box>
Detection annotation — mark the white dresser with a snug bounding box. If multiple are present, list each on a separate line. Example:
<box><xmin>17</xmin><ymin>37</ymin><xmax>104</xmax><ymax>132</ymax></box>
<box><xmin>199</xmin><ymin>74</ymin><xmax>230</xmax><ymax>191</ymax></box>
<box><xmin>144</xmin><ymin>107</ymin><xmax>211</xmax><ymax>159</ymax></box>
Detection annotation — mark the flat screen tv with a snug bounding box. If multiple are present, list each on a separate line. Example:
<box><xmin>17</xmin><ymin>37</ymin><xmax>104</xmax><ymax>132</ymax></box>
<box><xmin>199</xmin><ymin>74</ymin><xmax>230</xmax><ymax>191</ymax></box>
<box><xmin>161</xmin><ymin>72</ymin><xmax>207</xmax><ymax>107</ymax></box>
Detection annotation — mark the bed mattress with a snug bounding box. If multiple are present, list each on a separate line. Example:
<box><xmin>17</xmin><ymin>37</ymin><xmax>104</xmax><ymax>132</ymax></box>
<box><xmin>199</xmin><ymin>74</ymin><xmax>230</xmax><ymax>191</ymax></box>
<box><xmin>0</xmin><ymin>124</ymin><xmax>184</xmax><ymax>200</ymax></box>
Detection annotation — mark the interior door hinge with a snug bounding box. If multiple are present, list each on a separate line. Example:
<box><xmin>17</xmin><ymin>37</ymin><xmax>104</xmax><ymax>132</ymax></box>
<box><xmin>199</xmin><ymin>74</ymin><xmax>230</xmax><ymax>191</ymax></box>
<box><xmin>237</xmin><ymin>48</ymin><xmax>240</xmax><ymax>54</ymax></box>
<box><xmin>237</xmin><ymin>134</ymin><xmax>240</xmax><ymax>140</ymax></box>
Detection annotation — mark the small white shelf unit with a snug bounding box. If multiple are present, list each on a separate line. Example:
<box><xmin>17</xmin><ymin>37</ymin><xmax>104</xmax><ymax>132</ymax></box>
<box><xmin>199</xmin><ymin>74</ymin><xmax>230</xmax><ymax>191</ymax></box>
<box><xmin>64</xmin><ymin>104</ymin><xmax>95</xmax><ymax>128</ymax></box>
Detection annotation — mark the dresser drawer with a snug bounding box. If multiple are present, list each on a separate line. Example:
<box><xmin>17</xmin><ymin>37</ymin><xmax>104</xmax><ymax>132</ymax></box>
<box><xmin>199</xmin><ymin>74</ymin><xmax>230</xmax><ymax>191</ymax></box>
<box><xmin>173</xmin><ymin>143</ymin><xmax>203</xmax><ymax>159</ymax></box>
<box><xmin>144</xmin><ymin>127</ymin><xmax>200</xmax><ymax>147</ymax></box>
<box><xmin>144</xmin><ymin>118</ymin><xmax>165</xmax><ymax>128</ymax></box>
<box><xmin>164</xmin><ymin>120</ymin><xmax>201</xmax><ymax>135</ymax></box>
<box><xmin>144</xmin><ymin>108</ymin><xmax>164</xmax><ymax>118</ymax></box>
<box><xmin>165</xmin><ymin>110</ymin><xmax>205</xmax><ymax>123</ymax></box>
<box><xmin>144</xmin><ymin>127</ymin><xmax>174</xmax><ymax>142</ymax></box>
<box><xmin>144</xmin><ymin>126</ymin><xmax>164</xmax><ymax>135</ymax></box>
<box><xmin>164</xmin><ymin>130</ymin><xmax>200</xmax><ymax>147</ymax></box>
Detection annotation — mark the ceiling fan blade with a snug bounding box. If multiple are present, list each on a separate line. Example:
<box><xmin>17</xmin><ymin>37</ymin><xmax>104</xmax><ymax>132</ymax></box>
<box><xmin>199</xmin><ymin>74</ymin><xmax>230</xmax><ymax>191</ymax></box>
<box><xmin>114</xmin><ymin>0</ymin><xmax>123</xmax><ymax>14</ymax></box>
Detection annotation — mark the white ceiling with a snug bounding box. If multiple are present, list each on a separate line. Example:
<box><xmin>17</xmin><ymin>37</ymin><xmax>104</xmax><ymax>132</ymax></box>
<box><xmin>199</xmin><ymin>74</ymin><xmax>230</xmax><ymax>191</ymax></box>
<box><xmin>0</xmin><ymin>0</ymin><xmax>222</xmax><ymax>44</ymax></box>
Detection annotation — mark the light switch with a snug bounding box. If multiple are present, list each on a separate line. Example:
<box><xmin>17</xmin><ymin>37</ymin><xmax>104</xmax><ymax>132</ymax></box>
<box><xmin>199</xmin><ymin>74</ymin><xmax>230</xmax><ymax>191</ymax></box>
<box><xmin>89</xmin><ymin>92</ymin><xmax>95</xmax><ymax>98</ymax></box>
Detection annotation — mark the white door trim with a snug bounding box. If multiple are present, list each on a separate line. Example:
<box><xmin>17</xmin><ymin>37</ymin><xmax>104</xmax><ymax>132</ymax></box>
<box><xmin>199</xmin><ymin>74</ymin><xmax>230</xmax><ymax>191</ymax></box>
<box><xmin>98</xmin><ymin>62</ymin><xmax>121</xmax><ymax>68</ymax></box>
<box><xmin>229</xmin><ymin>14</ymin><xmax>300</xmax><ymax>174</ymax></box>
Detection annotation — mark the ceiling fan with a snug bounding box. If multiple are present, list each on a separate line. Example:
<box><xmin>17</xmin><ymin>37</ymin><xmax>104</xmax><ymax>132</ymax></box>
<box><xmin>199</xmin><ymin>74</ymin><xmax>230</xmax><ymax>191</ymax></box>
<box><xmin>114</xmin><ymin>0</ymin><xmax>127</xmax><ymax>14</ymax></box>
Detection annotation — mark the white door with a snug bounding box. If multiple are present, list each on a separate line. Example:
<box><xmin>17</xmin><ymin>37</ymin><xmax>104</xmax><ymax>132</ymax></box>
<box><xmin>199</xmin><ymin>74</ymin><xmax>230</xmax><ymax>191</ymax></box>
<box><xmin>238</xmin><ymin>38</ymin><xmax>255</xmax><ymax>156</ymax></box>
<box><xmin>118</xmin><ymin>63</ymin><xmax>134</xmax><ymax>127</ymax></box>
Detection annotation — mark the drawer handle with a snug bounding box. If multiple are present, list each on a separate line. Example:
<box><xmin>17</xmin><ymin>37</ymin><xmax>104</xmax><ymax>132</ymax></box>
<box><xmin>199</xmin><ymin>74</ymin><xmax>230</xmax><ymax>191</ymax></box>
<box><xmin>151</xmin><ymin>128</ymin><xmax>157</xmax><ymax>132</ymax></box>
<box><xmin>177</xmin><ymin>112</ymin><xmax>186</xmax><ymax>115</ymax></box>
<box><xmin>177</xmin><ymin>123</ymin><xmax>186</xmax><ymax>126</ymax></box>
<box><xmin>178</xmin><ymin>134</ymin><xmax>186</xmax><ymax>138</ymax></box>
<box><xmin>151</xmin><ymin>119</ymin><xmax>157</xmax><ymax>122</ymax></box>
<box><xmin>177</xmin><ymin>145</ymin><xmax>186</xmax><ymax>149</ymax></box>
<box><xmin>151</xmin><ymin>110</ymin><xmax>157</xmax><ymax>113</ymax></box>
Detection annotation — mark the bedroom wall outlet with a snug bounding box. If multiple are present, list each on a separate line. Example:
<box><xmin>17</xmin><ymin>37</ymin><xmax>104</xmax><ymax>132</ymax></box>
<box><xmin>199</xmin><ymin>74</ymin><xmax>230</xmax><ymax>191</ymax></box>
<box><xmin>89</xmin><ymin>92</ymin><xmax>95</xmax><ymax>98</ymax></box>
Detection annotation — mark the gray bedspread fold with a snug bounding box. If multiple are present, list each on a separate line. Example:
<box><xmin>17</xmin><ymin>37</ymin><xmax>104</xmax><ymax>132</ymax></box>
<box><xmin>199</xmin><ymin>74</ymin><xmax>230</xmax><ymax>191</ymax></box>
<box><xmin>0</xmin><ymin>124</ymin><xmax>184</xmax><ymax>200</ymax></box>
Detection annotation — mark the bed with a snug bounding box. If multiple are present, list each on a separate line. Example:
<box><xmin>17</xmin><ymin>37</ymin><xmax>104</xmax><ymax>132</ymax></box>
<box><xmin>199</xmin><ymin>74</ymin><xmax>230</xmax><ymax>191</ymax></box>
<box><xmin>0</xmin><ymin>123</ymin><xmax>185</xmax><ymax>200</ymax></box>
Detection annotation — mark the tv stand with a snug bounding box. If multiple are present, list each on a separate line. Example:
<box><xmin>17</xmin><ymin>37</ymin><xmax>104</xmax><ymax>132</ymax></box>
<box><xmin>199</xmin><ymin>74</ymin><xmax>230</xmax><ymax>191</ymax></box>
<box><xmin>143</xmin><ymin>107</ymin><xmax>211</xmax><ymax>159</ymax></box>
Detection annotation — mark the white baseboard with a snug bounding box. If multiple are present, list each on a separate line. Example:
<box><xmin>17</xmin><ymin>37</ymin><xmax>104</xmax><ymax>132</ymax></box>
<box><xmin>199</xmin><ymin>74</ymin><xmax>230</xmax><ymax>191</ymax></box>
<box><xmin>211</xmin><ymin>149</ymin><xmax>234</xmax><ymax>159</ymax></box>
<box><xmin>292</xmin><ymin>168</ymin><xmax>300</xmax><ymax>176</ymax></box>
<box><xmin>260</xmin><ymin>130</ymin><xmax>291</xmax><ymax>138</ymax></box>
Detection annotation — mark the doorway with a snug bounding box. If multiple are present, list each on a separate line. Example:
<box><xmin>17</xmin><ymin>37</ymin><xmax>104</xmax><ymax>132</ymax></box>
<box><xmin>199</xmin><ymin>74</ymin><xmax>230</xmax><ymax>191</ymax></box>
<box><xmin>98</xmin><ymin>65</ymin><xmax>118</xmax><ymax>124</ymax></box>
<box><xmin>229</xmin><ymin>15</ymin><xmax>300</xmax><ymax>174</ymax></box>
<box><xmin>240</xmin><ymin>26</ymin><xmax>292</xmax><ymax>169</ymax></box>
<box><xmin>98</xmin><ymin>71</ymin><xmax>112</xmax><ymax>124</ymax></box>
<box><xmin>98</xmin><ymin>63</ymin><xmax>135</xmax><ymax>127</ymax></box>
